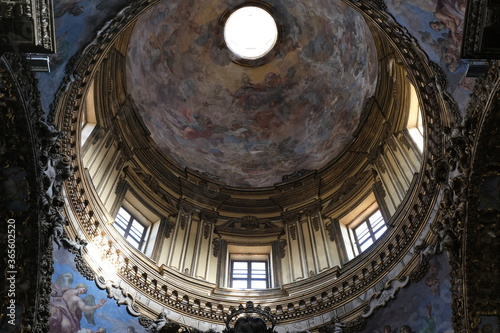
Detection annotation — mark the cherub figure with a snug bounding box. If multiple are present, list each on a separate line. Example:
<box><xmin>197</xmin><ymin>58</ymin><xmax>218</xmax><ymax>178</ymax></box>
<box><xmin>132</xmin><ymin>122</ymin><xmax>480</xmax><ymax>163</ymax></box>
<box><xmin>50</xmin><ymin>273</ymin><xmax>107</xmax><ymax>333</ymax></box>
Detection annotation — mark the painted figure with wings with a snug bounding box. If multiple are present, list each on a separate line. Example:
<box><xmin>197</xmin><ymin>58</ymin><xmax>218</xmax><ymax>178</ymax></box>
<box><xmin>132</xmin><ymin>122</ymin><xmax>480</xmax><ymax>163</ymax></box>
<box><xmin>50</xmin><ymin>272</ymin><xmax>107</xmax><ymax>333</ymax></box>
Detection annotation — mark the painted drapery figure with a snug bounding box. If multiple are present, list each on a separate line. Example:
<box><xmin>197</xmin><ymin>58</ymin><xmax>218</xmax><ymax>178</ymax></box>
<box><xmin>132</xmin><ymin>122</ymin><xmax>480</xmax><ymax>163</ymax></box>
<box><xmin>50</xmin><ymin>273</ymin><xmax>107</xmax><ymax>333</ymax></box>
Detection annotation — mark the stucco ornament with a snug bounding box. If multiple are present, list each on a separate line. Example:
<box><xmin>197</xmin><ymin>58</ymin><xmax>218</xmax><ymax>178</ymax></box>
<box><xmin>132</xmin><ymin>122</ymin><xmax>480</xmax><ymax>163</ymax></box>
<box><xmin>95</xmin><ymin>276</ymin><xmax>141</xmax><ymax>316</ymax></box>
<box><xmin>362</xmin><ymin>276</ymin><xmax>410</xmax><ymax>317</ymax></box>
<box><xmin>223</xmin><ymin>302</ymin><xmax>275</xmax><ymax>333</ymax></box>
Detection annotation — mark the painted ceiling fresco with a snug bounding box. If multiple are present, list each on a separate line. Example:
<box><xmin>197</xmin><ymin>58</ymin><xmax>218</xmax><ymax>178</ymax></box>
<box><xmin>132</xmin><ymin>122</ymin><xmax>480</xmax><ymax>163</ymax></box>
<box><xmin>359</xmin><ymin>254</ymin><xmax>454</xmax><ymax>333</ymax></box>
<box><xmin>37</xmin><ymin>0</ymin><xmax>130</xmax><ymax>111</ymax></box>
<box><xmin>51</xmin><ymin>245</ymin><xmax>146</xmax><ymax>333</ymax></box>
<box><xmin>385</xmin><ymin>0</ymin><xmax>471</xmax><ymax>114</ymax></box>
<box><xmin>126</xmin><ymin>0</ymin><xmax>378</xmax><ymax>188</ymax></box>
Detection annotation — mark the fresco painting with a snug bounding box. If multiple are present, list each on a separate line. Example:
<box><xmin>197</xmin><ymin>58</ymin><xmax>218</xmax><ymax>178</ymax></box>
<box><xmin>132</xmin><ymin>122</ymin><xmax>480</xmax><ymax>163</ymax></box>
<box><xmin>36</xmin><ymin>0</ymin><xmax>130</xmax><ymax>112</ymax></box>
<box><xmin>51</xmin><ymin>245</ymin><xmax>146</xmax><ymax>333</ymax></box>
<box><xmin>126</xmin><ymin>0</ymin><xmax>378</xmax><ymax>187</ymax></box>
<box><xmin>37</xmin><ymin>0</ymin><xmax>475</xmax><ymax>181</ymax></box>
<box><xmin>359</xmin><ymin>254</ymin><xmax>453</xmax><ymax>333</ymax></box>
<box><xmin>385</xmin><ymin>0</ymin><xmax>472</xmax><ymax>113</ymax></box>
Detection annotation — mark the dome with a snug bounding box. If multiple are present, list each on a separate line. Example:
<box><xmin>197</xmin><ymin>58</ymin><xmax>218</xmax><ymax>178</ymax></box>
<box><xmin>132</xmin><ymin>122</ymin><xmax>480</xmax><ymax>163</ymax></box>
<box><xmin>125</xmin><ymin>0</ymin><xmax>378</xmax><ymax>187</ymax></box>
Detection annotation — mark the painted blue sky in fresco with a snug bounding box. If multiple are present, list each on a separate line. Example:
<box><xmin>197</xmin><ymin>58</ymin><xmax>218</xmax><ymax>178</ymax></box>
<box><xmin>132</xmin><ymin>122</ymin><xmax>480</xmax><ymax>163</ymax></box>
<box><xmin>385</xmin><ymin>0</ymin><xmax>472</xmax><ymax>114</ymax></box>
<box><xmin>51</xmin><ymin>245</ymin><xmax>146</xmax><ymax>333</ymax></box>
<box><xmin>359</xmin><ymin>254</ymin><xmax>454</xmax><ymax>333</ymax></box>
<box><xmin>37</xmin><ymin>0</ymin><xmax>130</xmax><ymax>112</ymax></box>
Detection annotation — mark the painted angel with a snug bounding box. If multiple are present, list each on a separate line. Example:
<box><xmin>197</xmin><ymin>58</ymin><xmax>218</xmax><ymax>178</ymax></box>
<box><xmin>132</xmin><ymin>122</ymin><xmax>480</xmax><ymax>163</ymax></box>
<box><xmin>50</xmin><ymin>272</ymin><xmax>107</xmax><ymax>333</ymax></box>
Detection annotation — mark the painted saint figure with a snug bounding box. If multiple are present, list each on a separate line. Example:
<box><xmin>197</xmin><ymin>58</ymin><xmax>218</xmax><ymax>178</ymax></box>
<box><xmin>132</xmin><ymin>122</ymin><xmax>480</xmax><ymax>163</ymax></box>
<box><xmin>50</xmin><ymin>273</ymin><xmax>107</xmax><ymax>333</ymax></box>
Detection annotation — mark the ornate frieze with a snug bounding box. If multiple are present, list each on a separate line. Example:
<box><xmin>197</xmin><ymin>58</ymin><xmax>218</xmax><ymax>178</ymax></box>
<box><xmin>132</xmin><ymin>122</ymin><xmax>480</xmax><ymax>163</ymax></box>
<box><xmin>217</xmin><ymin>216</ymin><xmax>282</xmax><ymax>236</ymax></box>
<box><xmin>462</xmin><ymin>0</ymin><xmax>500</xmax><ymax>59</ymax></box>
<box><xmin>460</xmin><ymin>63</ymin><xmax>500</xmax><ymax>332</ymax></box>
<box><xmin>325</xmin><ymin>219</ymin><xmax>338</xmax><ymax>243</ymax></box>
<box><xmin>318</xmin><ymin>317</ymin><xmax>347</xmax><ymax>333</ymax></box>
<box><xmin>0</xmin><ymin>0</ymin><xmax>56</xmax><ymax>53</ymax></box>
<box><xmin>223</xmin><ymin>302</ymin><xmax>276</xmax><ymax>333</ymax></box>
<box><xmin>0</xmin><ymin>53</ymin><xmax>69</xmax><ymax>331</ymax></box>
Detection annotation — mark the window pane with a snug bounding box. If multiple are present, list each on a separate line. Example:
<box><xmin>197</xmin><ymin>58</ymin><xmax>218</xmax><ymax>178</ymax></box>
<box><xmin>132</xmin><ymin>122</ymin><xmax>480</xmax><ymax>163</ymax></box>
<box><xmin>114</xmin><ymin>207</ymin><xmax>147</xmax><ymax>251</ymax></box>
<box><xmin>233</xmin><ymin>262</ymin><xmax>248</xmax><ymax>270</ymax></box>
<box><xmin>359</xmin><ymin>238</ymin><xmax>373</xmax><ymax>252</ymax></box>
<box><xmin>370</xmin><ymin>211</ymin><xmax>387</xmax><ymax>240</ymax></box>
<box><xmin>114</xmin><ymin>226</ymin><xmax>125</xmax><ymax>236</ymax></box>
<box><xmin>131</xmin><ymin>220</ymin><xmax>145</xmax><ymax>232</ymax></box>
<box><xmin>251</xmin><ymin>271</ymin><xmax>266</xmax><ymax>278</ymax></box>
<box><xmin>129</xmin><ymin>220</ymin><xmax>145</xmax><ymax>239</ymax></box>
<box><xmin>368</xmin><ymin>210</ymin><xmax>382</xmax><ymax>223</ymax></box>
<box><xmin>232</xmin><ymin>280</ymin><xmax>248</xmax><ymax>289</ymax></box>
<box><xmin>353</xmin><ymin>210</ymin><xmax>387</xmax><ymax>253</ymax></box>
<box><xmin>251</xmin><ymin>262</ymin><xmax>266</xmax><ymax>270</ymax></box>
<box><xmin>354</xmin><ymin>222</ymin><xmax>368</xmax><ymax>236</ymax></box>
<box><xmin>408</xmin><ymin>127</ymin><xmax>424</xmax><ymax>152</ymax></box>
<box><xmin>117</xmin><ymin>207</ymin><xmax>131</xmax><ymax>221</ymax></box>
<box><xmin>126</xmin><ymin>236</ymin><xmax>140</xmax><ymax>249</ymax></box>
<box><xmin>233</xmin><ymin>271</ymin><xmax>248</xmax><ymax>279</ymax></box>
<box><xmin>251</xmin><ymin>280</ymin><xmax>267</xmax><ymax>289</ymax></box>
<box><xmin>114</xmin><ymin>208</ymin><xmax>130</xmax><ymax>234</ymax></box>
<box><xmin>251</xmin><ymin>262</ymin><xmax>266</xmax><ymax>279</ymax></box>
<box><xmin>356</xmin><ymin>228</ymin><xmax>371</xmax><ymax>241</ymax></box>
<box><xmin>355</xmin><ymin>222</ymin><xmax>371</xmax><ymax>244</ymax></box>
<box><xmin>371</xmin><ymin>219</ymin><xmax>385</xmax><ymax>231</ymax></box>
<box><xmin>232</xmin><ymin>261</ymin><xmax>248</xmax><ymax>285</ymax></box>
<box><xmin>374</xmin><ymin>225</ymin><xmax>387</xmax><ymax>240</ymax></box>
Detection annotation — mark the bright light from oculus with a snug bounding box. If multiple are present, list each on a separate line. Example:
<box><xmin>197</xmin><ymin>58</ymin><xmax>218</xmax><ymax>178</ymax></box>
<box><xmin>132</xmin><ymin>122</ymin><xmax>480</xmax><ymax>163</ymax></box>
<box><xmin>224</xmin><ymin>6</ymin><xmax>278</xmax><ymax>60</ymax></box>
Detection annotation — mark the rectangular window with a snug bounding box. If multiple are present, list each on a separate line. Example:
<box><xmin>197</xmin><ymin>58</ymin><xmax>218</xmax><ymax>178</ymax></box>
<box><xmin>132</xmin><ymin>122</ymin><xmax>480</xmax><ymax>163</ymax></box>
<box><xmin>353</xmin><ymin>210</ymin><xmax>387</xmax><ymax>253</ymax></box>
<box><xmin>114</xmin><ymin>207</ymin><xmax>146</xmax><ymax>250</ymax></box>
<box><xmin>230</xmin><ymin>260</ymin><xmax>269</xmax><ymax>289</ymax></box>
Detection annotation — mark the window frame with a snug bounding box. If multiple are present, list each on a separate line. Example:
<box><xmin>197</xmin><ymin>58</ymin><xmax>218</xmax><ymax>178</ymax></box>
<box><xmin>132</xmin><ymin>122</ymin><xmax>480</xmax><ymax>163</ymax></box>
<box><xmin>80</xmin><ymin>80</ymin><xmax>97</xmax><ymax>148</ymax></box>
<box><xmin>406</xmin><ymin>83</ymin><xmax>424</xmax><ymax>153</ymax></box>
<box><xmin>114</xmin><ymin>206</ymin><xmax>148</xmax><ymax>251</ymax></box>
<box><xmin>352</xmin><ymin>210</ymin><xmax>387</xmax><ymax>253</ymax></box>
<box><xmin>230</xmin><ymin>259</ymin><xmax>270</xmax><ymax>290</ymax></box>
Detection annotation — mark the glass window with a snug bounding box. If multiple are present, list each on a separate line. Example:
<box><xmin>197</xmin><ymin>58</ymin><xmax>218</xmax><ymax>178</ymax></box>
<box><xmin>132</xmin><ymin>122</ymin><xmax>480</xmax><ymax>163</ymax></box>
<box><xmin>230</xmin><ymin>260</ymin><xmax>269</xmax><ymax>289</ymax></box>
<box><xmin>353</xmin><ymin>210</ymin><xmax>387</xmax><ymax>253</ymax></box>
<box><xmin>113</xmin><ymin>207</ymin><xmax>146</xmax><ymax>250</ymax></box>
<box><xmin>408</xmin><ymin>109</ymin><xmax>424</xmax><ymax>152</ymax></box>
<box><xmin>80</xmin><ymin>80</ymin><xmax>97</xmax><ymax>147</ymax></box>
